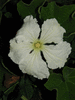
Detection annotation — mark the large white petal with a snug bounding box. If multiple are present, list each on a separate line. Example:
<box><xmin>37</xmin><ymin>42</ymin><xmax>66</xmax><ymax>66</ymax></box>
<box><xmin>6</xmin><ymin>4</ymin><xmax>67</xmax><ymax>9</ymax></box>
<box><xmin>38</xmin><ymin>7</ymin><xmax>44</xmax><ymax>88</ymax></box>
<box><xmin>42</xmin><ymin>41</ymin><xmax>71</xmax><ymax>69</ymax></box>
<box><xmin>19</xmin><ymin>51</ymin><xmax>50</xmax><ymax>79</ymax></box>
<box><xmin>41</xmin><ymin>18</ymin><xmax>66</xmax><ymax>43</ymax></box>
<box><xmin>8</xmin><ymin>35</ymin><xmax>32</xmax><ymax>64</ymax></box>
<box><xmin>16</xmin><ymin>15</ymin><xmax>40</xmax><ymax>42</ymax></box>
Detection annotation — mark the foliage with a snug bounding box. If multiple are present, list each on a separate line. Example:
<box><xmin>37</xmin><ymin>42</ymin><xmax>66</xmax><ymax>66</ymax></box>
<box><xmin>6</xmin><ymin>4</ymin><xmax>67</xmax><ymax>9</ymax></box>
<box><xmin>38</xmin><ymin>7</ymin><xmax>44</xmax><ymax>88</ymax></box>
<box><xmin>45</xmin><ymin>67</ymin><xmax>75</xmax><ymax>100</ymax></box>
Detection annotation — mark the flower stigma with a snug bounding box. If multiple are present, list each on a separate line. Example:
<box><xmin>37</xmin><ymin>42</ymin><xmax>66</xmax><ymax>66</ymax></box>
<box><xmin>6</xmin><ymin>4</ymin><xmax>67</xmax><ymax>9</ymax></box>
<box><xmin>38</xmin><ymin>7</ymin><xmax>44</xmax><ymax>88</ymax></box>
<box><xmin>32</xmin><ymin>39</ymin><xmax>45</xmax><ymax>51</ymax></box>
<box><xmin>35</xmin><ymin>42</ymin><xmax>41</xmax><ymax>48</ymax></box>
<box><xmin>34</xmin><ymin>41</ymin><xmax>42</xmax><ymax>50</ymax></box>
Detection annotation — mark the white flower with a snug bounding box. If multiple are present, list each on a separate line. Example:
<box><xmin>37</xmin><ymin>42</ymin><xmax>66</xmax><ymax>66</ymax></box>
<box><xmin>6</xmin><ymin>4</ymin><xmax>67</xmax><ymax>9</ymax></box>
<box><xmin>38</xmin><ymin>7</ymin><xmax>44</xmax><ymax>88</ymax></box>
<box><xmin>8</xmin><ymin>15</ymin><xmax>71</xmax><ymax>79</ymax></box>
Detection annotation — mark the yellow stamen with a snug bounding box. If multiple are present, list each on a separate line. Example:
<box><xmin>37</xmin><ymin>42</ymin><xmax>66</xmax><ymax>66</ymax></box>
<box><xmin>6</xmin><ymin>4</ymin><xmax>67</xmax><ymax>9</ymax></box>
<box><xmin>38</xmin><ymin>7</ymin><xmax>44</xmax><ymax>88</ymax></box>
<box><xmin>35</xmin><ymin>43</ymin><xmax>41</xmax><ymax>48</ymax></box>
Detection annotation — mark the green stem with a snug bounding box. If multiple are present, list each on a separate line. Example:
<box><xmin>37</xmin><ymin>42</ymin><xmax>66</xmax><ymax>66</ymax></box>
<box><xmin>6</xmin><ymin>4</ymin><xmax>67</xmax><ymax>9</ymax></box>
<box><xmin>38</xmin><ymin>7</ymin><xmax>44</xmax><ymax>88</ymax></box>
<box><xmin>38</xmin><ymin>0</ymin><xmax>47</xmax><ymax>15</ymax></box>
<box><xmin>4</xmin><ymin>81</ymin><xmax>19</xmax><ymax>94</ymax></box>
<box><xmin>64</xmin><ymin>32</ymin><xmax>75</xmax><ymax>38</ymax></box>
<box><xmin>68</xmin><ymin>32</ymin><xmax>75</xmax><ymax>37</ymax></box>
<box><xmin>21</xmin><ymin>95</ymin><xmax>28</xmax><ymax>100</ymax></box>
<box><xmin>1</xmin><ymin>60</ymin><xmax>16</xmax><ymax>76</ymax></box>
<box><xmin>0</xmin><ymin>0</ymin><xmax>10</xmax><ymax>10</ymax></box>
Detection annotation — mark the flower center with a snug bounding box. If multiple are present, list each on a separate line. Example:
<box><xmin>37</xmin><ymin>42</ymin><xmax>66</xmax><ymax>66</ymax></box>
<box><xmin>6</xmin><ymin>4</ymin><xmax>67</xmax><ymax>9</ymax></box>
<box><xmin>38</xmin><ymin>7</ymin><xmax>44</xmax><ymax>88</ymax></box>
<box><xmin>35</xmin><ymin>42</ymin><xmax>41</xmax><ymax>48</ymax></box>
<box><xmin>32</xmin><ymin>39</ymin><xmax>45</xmax><ymax>51</ymax></box>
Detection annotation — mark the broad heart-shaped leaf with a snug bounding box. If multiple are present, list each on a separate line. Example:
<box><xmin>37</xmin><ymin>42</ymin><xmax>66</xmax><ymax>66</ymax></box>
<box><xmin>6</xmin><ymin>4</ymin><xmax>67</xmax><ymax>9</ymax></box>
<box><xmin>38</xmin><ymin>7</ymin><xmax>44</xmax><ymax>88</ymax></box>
<box><xmin>40</xmin><ymin>2</ymin><xmax>75</xmax><ymax>34</ymax></box>
<box><xmin>44</xmin><ymin>66</ymin><xmax>75</xmax><ymax>100</ymax></box>
<box><xmin>17</xmin><ymin>0</ymin><xmax>45</xmax><ymax>19</ymax></box>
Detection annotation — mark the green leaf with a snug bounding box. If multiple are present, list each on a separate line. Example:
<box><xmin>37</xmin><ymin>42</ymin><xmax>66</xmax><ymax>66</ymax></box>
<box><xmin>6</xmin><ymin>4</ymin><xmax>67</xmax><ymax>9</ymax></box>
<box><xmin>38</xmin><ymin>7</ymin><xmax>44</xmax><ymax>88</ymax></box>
<box><xmin>4</xmin><ymin>12</ymin><xmax>12</xmax><ymax>18</ymax></box>
<box><xmin>17</xmin><ymin>0</ymin><xmax>45</xmax><ymax>19</ymax></box>
<box><xmin>19</xmin><ymin>76</ymin><xmax>34</xmax><ymax>100</ymax></box>
<box><xmin>44</xmin><ymin>73</ymin><xmax>63</xmax><ymax>90</ymax></box>
<box><xmin>44</xmin><ymin>66</ymin><xmax>75</xmax><ymax>100</ymax></box>
<box><xmin>62</xmin><ymin>67</ymin><xmax>75</xmax><ymax>98</ymax></box>
<box><xmin>40</xmin><ymin>2</ymin><xmax>75</xmax><ymax>34</ymax></box>
<box><xmin>31</xmin><ymin>88</ymin><xmax>43</xmax><ymax>100</ymax></box>
<box><xmin>40</xmin><ymin>1</ymin><xmax>75</xmax><ymax>24</ymax></box>
<box><xmin>24</xmin><ymin>78</ymin><xmax>34</xmax><ymax>99</ymax></box>
<box><xmin>2</xmin><ymin>95</ymin><xmax>7</xmax><ymax>100</ymax></box>
<box><xmin>47</xmin><ymin>0</ymin><xmax>74</xmax><ymax>5</ymax></box>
